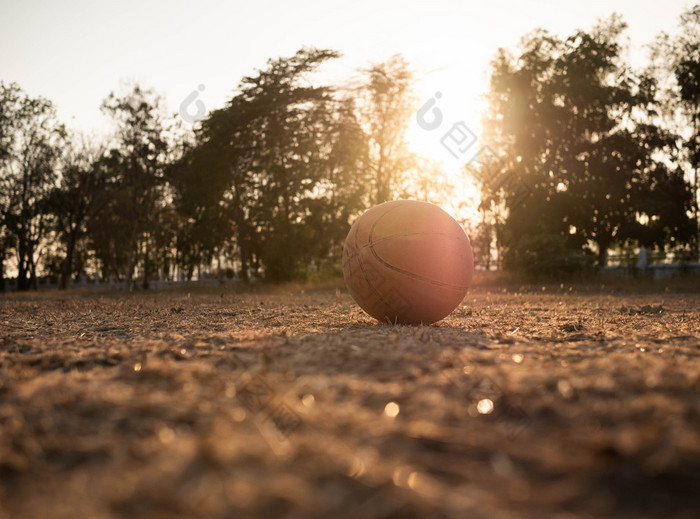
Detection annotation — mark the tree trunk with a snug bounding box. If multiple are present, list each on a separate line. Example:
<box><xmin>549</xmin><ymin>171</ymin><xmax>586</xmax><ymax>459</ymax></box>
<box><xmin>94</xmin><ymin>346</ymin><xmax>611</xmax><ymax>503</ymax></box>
<box><xmin>597</xmin><ymin>243</ymin><xmax>609</xmax><ymax>268</ymax></box>
<box><xmin>124</xmin><ymin>224</ymin><xmax>139</xmax><ymax>289</ymax></box>
<box><xmin>375</xmin><ymin>143</ymin><xmax>388</xmax><ymax>204</ymax></box>
<box><xmin>59</xmin><ymin>233</ymin><xmax>77</xmax><ymax>290</ymax></box>
<box><xmin>0</xmin><ymin>252</ymin><xmax>5</xmax><ymax>292</ymax></box>
<box><xmin>694</xmin><ymin>163</ymin><xmax>699</xmax><ymax>261</ymax></box>
<box><xmin>238</xmin><ymin>230</ymin><xmax>249</xmax><ymax>282</ymax></box>
<box><xmin>29</xmin><ymin>255</ymin><xmax>38</xmax><ymax>290</ymax></box>
<box><xmin>142</xmin><ymin>237</ymin><xmax>149</xmax><ymax>290</ymax></box>
<box><xmin>485</xmin><ymin>230</ymin><xmax>491</xmax><ymax>271</ymax></box>
<box><xmin>693</xmin><ymin>116</ymin><xmax>699</xmax><ymax>261</ymax></box>
<box><xmin>25</xmin><ymin>238</ymin><xmax>38</xmax><ymax>290</ymax></box>
<box><xmin>17</xmin><ymin>237</ymin><xmax>28</xmax><ymax>291</ymax></box>
<box><xmin>162</xmin><ymin>248</ymin><xmax>169</xmax><ymax>282</ymax></box>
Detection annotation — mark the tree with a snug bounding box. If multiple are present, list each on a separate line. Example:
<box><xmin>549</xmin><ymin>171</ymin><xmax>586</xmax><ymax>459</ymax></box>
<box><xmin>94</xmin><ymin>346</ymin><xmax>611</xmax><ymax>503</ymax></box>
<box><xmin>187</xmin><ymin>47</ymin><xmax>372</xmax><ymax>281</ymax></box>
<box><xmin>649</xmin><ymin>4</ymin><xmax>700</xmax><ymax>256</ymax></box>
<box><xmin>0</xmin><ymin>83</ymin><xmax>23</xmax><ymax>290</ymax></box>
<box><xmin>169</xmin><ymin>134</ymin><xmax>239</xmax><ymax>280</ymax></box>
<box><xmin>357</xmin><ymin>55</ymin><xmax>416</xmax><ymax>204</ymax></box>
<box><xmin>100</xmin><ymin>84</ymin><xmax>168</xmax><ymax>288</ymax></box>
<box><xmin>481</xmin><ymin>17</ymin><xmax>695</xmax><ymax>273</ymax></box>
<box><xmin>48</xmin><ymin>139</ymin><xmax>107</xmax><ymax>289</ymax></box>
<box><xmin>300</xmin><ymin>96</ymin><xmax>370</xmax><ymax>269</ymax></box>
<box><xmin>239</xmin><ymin>48</ymin><xmax>343</xmax><ymax>281</ymax></box>
<box><xmin>174</xmin><ymin>47</ymin><xmax>381</xmax><ymax>282</ymax></box>
<box><xmin>85</xmin><ymin>170</ymin><xmax>132</xmax><ymax>282</ymax></box>
<box><xmin>0</xmin><ymin>83</ymin><xmax>65</xmax><ymax>290</ymax></box>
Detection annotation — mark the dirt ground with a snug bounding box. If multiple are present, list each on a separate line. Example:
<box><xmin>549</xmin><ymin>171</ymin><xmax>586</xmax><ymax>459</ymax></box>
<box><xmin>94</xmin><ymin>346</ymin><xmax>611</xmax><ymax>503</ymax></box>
<box><xmin>1</xmin><ymin>281</ymin><xmax>699</xmax><ymax>519</ymax></box>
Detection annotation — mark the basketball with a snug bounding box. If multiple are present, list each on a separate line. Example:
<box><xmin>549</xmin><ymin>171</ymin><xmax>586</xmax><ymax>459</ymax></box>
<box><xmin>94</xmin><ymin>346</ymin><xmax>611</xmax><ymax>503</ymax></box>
<box><xmin>342</xmin><ymin>200</ymin><xmax>474</xmax><ymax>324</ymax></box>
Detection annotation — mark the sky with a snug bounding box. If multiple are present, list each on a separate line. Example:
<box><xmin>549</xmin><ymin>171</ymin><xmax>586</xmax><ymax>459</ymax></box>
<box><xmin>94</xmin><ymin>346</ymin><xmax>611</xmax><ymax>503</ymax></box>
<box><xmin>0</xmin><ymin>0</ymin><xmax>695</xmax><ymax>172</ymax></box>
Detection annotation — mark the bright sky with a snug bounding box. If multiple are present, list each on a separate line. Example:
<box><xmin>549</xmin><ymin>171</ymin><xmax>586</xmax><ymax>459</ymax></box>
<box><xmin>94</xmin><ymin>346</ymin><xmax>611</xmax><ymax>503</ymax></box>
<box><xmin>0</xmin><ymin>0</ymin><xmax>694</xmax><ymax>213</ymax></box>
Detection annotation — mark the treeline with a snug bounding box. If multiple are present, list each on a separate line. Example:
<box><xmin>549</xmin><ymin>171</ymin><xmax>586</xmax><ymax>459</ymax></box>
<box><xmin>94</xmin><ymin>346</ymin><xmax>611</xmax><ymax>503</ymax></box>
<box><xmin>0</xmin><ymin>51</ymin><xmax>436</xmax><ymax>290</ymax></box>
<box><xmin>1</xmin><ymin>9</ymin><xmax>699</xmax><ymax>290</ymax></box>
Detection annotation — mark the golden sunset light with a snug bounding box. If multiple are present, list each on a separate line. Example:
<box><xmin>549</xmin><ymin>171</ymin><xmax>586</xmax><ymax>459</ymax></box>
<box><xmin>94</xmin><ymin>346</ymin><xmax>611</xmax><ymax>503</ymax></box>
<box><xmin>2</xmin><ymin>2</ymin><xmax>700</xmax><ymax>518</ymax></box>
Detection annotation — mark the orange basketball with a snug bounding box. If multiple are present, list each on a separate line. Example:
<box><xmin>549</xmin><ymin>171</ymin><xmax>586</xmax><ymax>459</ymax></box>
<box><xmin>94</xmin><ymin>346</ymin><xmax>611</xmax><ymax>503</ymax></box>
<box><xmin>342</xmin><ymin>200</ymin><xmax>474</xmax><ymax>325</ymax></box>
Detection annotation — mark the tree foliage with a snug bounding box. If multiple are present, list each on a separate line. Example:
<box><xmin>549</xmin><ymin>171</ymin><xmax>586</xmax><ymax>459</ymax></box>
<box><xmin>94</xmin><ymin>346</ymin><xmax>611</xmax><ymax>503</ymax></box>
<box><xmin>47</xmin><ymin>140</ymin><xmax>108</xmax><ymax>289</ymax></box>
<box><xmin>480</xmin><ymin>17</ymin><xmax>696</xmax><ymax>275</ymax></box>
<box><xmin>0</xmin><ymin>82</ymin><xmax>66</xmax><ymax>289</ymax></box>
<box><xmin>357</xmin><ymin>55</ymin><xmax>416</xmax><ymax>204</ymax></box>
<box><xmin>99</xmin><ymin>84</ymin><xmax>169</xmax><ymax>287</ymax></box>
<box><xmin>648</xmin><ymin>5</ymin><xmax>700</xmax><ymax>252</ymax></box>
<box><xmin>173</xmin><ymin>48</ymin><xmax>374</xmax><ymax>282</ymax></box>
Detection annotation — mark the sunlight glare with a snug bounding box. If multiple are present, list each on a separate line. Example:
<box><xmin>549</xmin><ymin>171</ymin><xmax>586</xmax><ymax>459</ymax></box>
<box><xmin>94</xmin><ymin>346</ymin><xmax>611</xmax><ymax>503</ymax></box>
<box><xmin>406</xmin><ymin>66</ymin><xmax>488</xmax><ymax>226</ymax></box>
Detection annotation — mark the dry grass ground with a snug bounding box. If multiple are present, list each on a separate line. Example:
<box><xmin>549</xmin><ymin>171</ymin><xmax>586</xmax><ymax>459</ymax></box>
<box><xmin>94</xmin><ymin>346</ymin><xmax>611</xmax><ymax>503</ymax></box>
<box><xmin>1</xmin><ymin>280</ymin><xmax>699</xmax><ymax>518</ymax></box>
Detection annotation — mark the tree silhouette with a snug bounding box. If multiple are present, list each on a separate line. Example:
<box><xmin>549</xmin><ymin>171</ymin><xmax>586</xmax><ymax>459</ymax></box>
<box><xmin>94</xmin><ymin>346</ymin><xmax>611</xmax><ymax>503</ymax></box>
<box><xmin>0</xmin><ymin>83</ymin><xmax>65</xmax><ymax>290</ymax></box>
<box><xmin>180</xmin><ymin>47</ymin><xmax>373</xmax><ymax>282</ymax></box>
<box><xmin>357</xmin><ymin>55</ymin><xmax>416</xmax><ymax>204</ymax></box>
<box><xmin>100</xmin><ymin>85</ymin><xmax>168</xmax><ymax>288</ymax></box>
<box><xmin>0</xmin><ymin>83</ymin><xmax>21</xmax><ymax>290</ymax></box>
<box><xmin>651</xmin><ymin>4</ymin><xmax>700</xmax><ymax>256</ymax></box>
<box><xmin>482</xmin><ymin>17</ymin><xmax>695</xmax><ymax>275</ymax></box>
<box><xmin>48</xmin><ymin>140</ymin><xmax>107</xmax><ymax>289</ymax></box>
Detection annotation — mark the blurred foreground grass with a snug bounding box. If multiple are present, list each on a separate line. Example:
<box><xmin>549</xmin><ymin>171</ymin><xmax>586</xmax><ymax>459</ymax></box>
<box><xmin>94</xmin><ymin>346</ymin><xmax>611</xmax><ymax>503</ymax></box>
<box><xmin>1</xmin><ymin>286</ymin><xmax>699</xmax><ymax>518</ymax></box>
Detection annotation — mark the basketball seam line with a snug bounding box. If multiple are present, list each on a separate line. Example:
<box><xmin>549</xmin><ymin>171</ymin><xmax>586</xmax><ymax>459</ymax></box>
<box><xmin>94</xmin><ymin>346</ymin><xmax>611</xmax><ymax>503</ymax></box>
<box><xmin>353</xmin><ymin>210</ymin><xmax>395</xmax><ymax>316</ymax></box>
<box><xmin>342</xmin><ymin>231</ymin><xmax>469</xmax><ymax>266</ymax></box>
<box><xmin>367</xmin><ymin>211</ymin><xmax>471</xmax><ymax>291</ymax></box>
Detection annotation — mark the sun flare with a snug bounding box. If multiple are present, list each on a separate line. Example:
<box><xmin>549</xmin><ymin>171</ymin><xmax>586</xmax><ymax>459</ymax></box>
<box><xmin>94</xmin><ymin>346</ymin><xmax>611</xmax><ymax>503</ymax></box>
<box><xmin>405</xmin><ymin>68</ymin><xmax>488</xmax><ymax>227</ymax></box>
